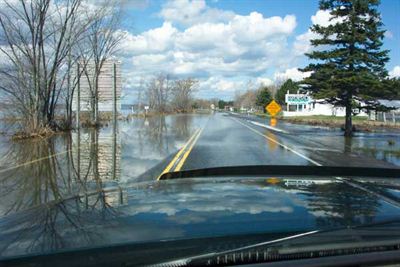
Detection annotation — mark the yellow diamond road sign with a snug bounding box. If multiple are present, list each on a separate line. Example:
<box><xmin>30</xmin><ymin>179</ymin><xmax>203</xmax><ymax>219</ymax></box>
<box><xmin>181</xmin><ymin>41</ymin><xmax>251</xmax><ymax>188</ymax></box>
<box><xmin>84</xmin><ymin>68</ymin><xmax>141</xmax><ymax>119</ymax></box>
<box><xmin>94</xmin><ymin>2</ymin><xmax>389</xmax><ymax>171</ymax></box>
<box><xmin>265</xmin><ymin>100</ymin><xmax>281</xmax><ymax>117</ymax></box>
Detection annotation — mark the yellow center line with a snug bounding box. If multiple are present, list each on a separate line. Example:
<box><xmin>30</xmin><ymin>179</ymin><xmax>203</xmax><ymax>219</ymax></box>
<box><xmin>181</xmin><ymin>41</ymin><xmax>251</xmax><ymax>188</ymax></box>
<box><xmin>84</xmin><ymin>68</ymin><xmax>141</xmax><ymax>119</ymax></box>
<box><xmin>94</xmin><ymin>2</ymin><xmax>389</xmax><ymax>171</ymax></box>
<box><xmin>157</xmin><ymin>128</ymin><xmax>201</xmax><ymax>180</ymax></box>
<box><xmin>174</xmin><ymin>127</ymin><xmax>204</xmax><ymax>172</ymax></box>
<box><xmin>232</xmin><ymin>117</ymin><xmax>322</xmax><ymax>166</ymax></box>
<box><xmin>0</xmin><ymin>149</ymin><xmax>72</xmax><ymax>174</ymax></box>
<box><xmin>0</xmin><ymin>139</ymin><xmax>99</xmax><ymax>174</ymax></box>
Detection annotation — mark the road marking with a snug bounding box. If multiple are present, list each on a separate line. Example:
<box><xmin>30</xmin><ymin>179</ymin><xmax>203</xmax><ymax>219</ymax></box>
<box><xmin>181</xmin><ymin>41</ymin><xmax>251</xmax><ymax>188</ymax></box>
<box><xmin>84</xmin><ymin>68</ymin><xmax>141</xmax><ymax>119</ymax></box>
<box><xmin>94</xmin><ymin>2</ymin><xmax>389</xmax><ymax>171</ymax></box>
<box><xmin>174</xmin><ymin>128</ymin><xmax>203</xmax><ymax>172</ymax></box>
<box><xmin>0</xmin><ymin>149</ymin><xmax>72</xmax><ymax>174</ymax></box>
<box><xmin>295</xmin><ymin>146</ymin><xmax>342</xmax><ymax>152</ymax></box>
<box><xmin>232</xmin><ymin>117</ymin><xmax>322</xmax><ymax>166</ymax></box>
<box><xmin>0</xmin><ymin>138</ymin><xmax>100</xmax><ymax>174</ymax></box>
<box><xmin>248</xmin><ymin>120</ymin><xmax>289</xmax><ymax>134</ymax></box>
<box><xmin>157</xmin><ymin>128</ymin><xmax>201</xmax><ymax>180</ymax></box>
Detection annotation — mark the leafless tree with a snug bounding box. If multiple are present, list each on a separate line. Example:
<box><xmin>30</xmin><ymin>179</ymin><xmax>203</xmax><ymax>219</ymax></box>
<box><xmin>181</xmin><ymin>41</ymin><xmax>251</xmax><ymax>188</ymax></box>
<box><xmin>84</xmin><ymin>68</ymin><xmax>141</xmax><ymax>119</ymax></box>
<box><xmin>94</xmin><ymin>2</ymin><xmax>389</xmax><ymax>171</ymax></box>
<box><xmin>234</xmin><ymin>89</ymin><xmax>257</xmax><ymax>111</ymax></box>
<box><xmin>0</xmin><ymin>0</ymin><xmax>124</xmax><ymax>133</ymax></box>
<box><xmin>0</xmin><ymin>0</ymin><xmax>86</xmax><ymax>132</ymax></box>
<box><xmin>146</xmin><ymin>74</ymin><xmax>171</xmax><ymax>113</ymax></box>
<box><xmin>171</xmin><ymin>78</ymin><xmax>197</xmax><ymax>112</ymax></box>
<box><xmin>77</xmin><ymin>0</ymin><xmax>124</xmax><ymax>125</ymax></box>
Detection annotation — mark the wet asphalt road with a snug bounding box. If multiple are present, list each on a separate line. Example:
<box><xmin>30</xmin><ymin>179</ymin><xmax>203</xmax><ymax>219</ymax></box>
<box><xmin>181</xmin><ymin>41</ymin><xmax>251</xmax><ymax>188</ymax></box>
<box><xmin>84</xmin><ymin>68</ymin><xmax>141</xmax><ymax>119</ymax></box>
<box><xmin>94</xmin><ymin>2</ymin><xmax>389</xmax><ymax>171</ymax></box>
<box><xmin>166</xmin><ymin>112</ymin><xmax>398</xmax><ymax>172</ymax></box>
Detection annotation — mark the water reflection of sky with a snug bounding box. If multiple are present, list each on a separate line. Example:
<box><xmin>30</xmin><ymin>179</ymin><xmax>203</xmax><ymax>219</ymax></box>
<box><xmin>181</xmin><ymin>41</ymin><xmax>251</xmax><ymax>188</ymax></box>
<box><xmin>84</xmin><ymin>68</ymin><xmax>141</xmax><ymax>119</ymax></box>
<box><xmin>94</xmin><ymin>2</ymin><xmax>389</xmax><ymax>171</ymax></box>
<box><xmin>271</xmin><ymin>119</ymin><xmax>400</xmax><ymax>166</ymax></box>
<box><xmin>0</xmin><ymin>115</ymin><xmax>209</xmax><ymax>216</ymax></box>
<box><xmin>1</xmin><ymin>178</ymin><xmax>400</xmax><ymax>259</ymax></box>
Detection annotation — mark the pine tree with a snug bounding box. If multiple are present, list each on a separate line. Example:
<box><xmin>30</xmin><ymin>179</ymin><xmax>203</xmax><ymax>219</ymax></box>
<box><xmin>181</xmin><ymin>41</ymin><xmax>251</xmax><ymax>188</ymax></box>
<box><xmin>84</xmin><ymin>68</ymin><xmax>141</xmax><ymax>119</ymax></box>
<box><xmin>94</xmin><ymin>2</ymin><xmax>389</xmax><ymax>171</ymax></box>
<box><xmin>301</xmin><ymin>0</ymin><xmax>389</xmax><ymax>136</ymax></box>
<box><xmin>276</xmin><ymin>79</ymin><xmax>299</xmax><ymax>105</ymax></box>
<box><xmin>256</xmin><ymin>86</ymin><xmax>272</xmax><ymax>112</ymax></box>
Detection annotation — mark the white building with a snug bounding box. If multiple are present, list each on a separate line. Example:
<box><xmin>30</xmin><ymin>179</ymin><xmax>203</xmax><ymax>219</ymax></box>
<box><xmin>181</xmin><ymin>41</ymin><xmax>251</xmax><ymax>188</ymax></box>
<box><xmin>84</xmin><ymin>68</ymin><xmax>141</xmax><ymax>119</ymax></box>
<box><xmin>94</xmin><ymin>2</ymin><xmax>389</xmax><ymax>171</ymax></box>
<box><xmin>283</xmin><ymin>93</ymin><xmax>368</xmax><ymax>117</ymax></box>
<box><xmin>73</xmin><ymin>60</ymin><xmax>122</xmax><ymax>112</ymax></box>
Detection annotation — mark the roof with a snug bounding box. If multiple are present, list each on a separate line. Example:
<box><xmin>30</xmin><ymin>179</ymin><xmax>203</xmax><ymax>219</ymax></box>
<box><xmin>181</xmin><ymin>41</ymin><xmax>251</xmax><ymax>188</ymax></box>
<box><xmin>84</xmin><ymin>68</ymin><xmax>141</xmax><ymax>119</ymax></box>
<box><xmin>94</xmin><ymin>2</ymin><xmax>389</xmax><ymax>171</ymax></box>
<box><xmin>377</xmin><ymin>99</ymin><xmax>400</xmax><ymax>109</ymax></box>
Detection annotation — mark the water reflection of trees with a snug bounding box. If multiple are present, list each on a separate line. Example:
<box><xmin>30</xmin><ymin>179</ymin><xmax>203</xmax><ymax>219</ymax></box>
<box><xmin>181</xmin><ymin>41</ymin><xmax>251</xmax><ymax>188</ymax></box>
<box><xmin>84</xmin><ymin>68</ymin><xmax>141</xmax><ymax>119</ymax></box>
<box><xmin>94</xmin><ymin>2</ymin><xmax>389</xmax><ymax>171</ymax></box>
<box><xmin>0</xmin><ymin>122</ymin><xmax>125</xmax><ymax>256</ymax></box>
<box><xmin>171</xmin><ymin>115</ymin><xmax>192</xmax><ymax>140</ymax></box>
<box><xmin>143</xmin><ymin>116</ymin><xmax>169</xmax><ymax>154</ymax></box>
<box><xmin>0</xmin><ymin>125</ymin><xmax>121</xmax><ymax>216</ymax></box>
<box><xmin>298</xmin><ymin>182</ymin><xmax>380</xmax><ymax>228</ymax></box>
<box><xmin>0</xmin><ymin>189</ymin><xmax>123</xmax><ymax>257</ymax></box>
<box><xmin>141</xmin><ymin>115</ymin><xmax>193</xmax><ymax>155</ymax></box>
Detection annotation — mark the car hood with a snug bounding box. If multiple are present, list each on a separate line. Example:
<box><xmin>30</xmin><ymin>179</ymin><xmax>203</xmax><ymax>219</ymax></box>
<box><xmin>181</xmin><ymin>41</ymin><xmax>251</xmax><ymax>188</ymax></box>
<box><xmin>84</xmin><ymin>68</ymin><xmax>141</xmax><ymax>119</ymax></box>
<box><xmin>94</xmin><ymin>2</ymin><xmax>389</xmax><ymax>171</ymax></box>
<box><xmin>1</xmin><ymin>176</ymin><xmax>400</xmax><ymax>260</ymax></box>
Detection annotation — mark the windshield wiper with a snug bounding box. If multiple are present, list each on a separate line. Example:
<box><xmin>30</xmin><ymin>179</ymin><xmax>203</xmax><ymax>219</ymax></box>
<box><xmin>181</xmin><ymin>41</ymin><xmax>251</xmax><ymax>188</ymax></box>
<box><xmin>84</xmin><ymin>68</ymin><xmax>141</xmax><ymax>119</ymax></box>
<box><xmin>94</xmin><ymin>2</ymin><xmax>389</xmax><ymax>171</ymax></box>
<box><xmin>158</xmin><ymin>165</ymin><xmax>400</xmax><ymax>180</ymax></box>
<box><xmin>152</xmin><ymin>218</ymin><xmax>400</xmax><ymax>267</ymax></box>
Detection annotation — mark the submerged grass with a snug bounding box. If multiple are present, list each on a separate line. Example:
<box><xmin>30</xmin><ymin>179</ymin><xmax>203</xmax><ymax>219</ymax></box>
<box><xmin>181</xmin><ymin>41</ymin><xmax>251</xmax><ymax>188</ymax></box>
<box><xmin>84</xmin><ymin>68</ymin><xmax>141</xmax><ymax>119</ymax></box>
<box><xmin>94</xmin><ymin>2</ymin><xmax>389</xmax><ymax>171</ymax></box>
<box><xmin>280</xmin><ymin>116</ymin><xmax>399</xmax><ymax>131</ymax></box>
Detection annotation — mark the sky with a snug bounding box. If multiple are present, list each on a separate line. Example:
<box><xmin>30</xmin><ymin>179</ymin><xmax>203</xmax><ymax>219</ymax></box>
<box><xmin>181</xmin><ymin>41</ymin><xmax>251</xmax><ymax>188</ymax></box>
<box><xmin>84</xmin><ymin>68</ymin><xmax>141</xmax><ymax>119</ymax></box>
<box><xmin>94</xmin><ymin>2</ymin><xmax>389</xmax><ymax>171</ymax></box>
<box><xmin>117</xmin><ymin>0</ymin><xmax>400</xmax><ymax>102</ymax></box>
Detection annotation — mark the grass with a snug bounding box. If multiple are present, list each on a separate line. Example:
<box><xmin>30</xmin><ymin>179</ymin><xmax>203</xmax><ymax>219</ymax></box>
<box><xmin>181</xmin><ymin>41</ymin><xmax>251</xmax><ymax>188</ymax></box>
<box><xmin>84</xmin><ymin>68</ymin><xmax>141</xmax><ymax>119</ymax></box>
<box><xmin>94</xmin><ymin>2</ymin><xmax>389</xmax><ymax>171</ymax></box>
<box><xmin>281</xmin><ymin>115</ymin><xmax>398</xmax><ymax>131</ymax></box>
<box><xmin>246</xmin><ymin>111</ymin><xmax>398</xmax><ymax>131</ymax></box>
<box><xmin>284</xmin><ymin>115</ymin><xmax>368</xmax><ymax>121</ymax></box>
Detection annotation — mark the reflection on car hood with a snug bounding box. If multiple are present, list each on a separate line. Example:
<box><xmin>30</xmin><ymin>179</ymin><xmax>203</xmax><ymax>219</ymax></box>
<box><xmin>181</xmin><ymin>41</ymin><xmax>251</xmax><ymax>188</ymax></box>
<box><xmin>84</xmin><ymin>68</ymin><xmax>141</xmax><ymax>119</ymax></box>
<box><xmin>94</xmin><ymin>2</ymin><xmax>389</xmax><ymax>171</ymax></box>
<box><xmin>0</xmin><ymin>176</ymin><xmax>400</xmax><ymax>259</ymax></box>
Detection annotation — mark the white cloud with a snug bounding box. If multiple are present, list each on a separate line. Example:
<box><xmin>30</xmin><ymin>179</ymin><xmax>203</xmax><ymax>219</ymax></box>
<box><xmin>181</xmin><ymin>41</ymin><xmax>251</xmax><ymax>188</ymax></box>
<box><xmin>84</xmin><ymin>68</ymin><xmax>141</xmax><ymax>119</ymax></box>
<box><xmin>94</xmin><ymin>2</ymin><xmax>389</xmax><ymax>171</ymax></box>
<box><xmin>196</xmin><ymin>77</ymin><xmax>245</xmax><ymax>99</ymax></box>
<box><xmin>116</xmin><ymin>1</ymin><xmax>302</xmax><ymax>100</ymax></box>
<box><xmin>230</xmin><ymin>13</ymin><xmax>296</xmax><ymax>43</ymax></box>
<box><xmin>159</xmin><ymin>0</ymin><xmax>235</xmax><ymax>26</ymax></box>
<box><xmin>293</xmin><ymin>9</ymin><xmax>346</xmax><ymax>57</ymax></box>
<box><xmin>384</xmin><ymin>30</ymin><xmax>394</xmax><ymax>39</ymax></box>
<box><xmin>119</xmin><ymin>22</ymin><xmax>178</xmax><ymax>56</ymax></box>
<box><xmin>389</xmin><ymin>66</ymin><xmax>400</xmax><ymax>78</ymax></box>
<box><xmin>256</xmin><ymin>77</ymin><xmax>274</xmax><ymax>87</ymax></box>
<box><xmin>118</xmin><ymin>12</ymin><xmax>296</xmax><ymax>74</ymax></box>
<box><xmin>274</xmin><ymin>68</ymin><xmax>312</xmax><ymax>82</ymax></box>
<box><xmin>311</xmin><ymin>9</ymin><xmax>344</xmax><ymax>27</ymax></box>
<box><xmin>293</xmin><ymin>30</ymin><xmax>317</xmax><ymax>56</ymax></box>
<box><xmin>311</xmin><ymin>10</ymin><xmax>331</xmax><ymax>26</ymax></box>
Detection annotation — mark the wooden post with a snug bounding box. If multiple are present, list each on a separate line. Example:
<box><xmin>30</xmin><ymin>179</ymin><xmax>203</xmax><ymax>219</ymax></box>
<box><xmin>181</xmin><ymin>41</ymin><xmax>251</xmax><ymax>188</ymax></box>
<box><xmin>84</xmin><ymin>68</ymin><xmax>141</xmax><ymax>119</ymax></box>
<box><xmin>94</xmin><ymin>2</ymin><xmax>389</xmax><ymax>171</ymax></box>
<box><xmin>392</xmin><ymin>111</ymin><xmax>396</xmax><ymax>124</ymax></box>
<box><xmin>111</xmin><ymin>62</ymin><xmax>118</xmax><ymax>181</ymax></box>
<box><xmin>76</xmin><ymin>63</ymin><xmax>80</xmax><ymax>129</ymax></box>
<box><xmin>113</xmin><ymin>62</ymin><xmax>117</xmax><ymax>124</ymax></box>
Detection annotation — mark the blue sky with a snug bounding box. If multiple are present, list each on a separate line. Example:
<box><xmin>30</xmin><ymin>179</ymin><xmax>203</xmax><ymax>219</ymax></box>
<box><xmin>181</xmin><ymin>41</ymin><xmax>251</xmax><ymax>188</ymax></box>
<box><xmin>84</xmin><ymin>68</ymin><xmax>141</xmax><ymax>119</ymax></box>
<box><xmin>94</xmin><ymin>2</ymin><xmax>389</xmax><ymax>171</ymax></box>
<box><xmin>118</xmin><ymin>0</ymin><xmax>400</xmax><ymax>101</ymax></box>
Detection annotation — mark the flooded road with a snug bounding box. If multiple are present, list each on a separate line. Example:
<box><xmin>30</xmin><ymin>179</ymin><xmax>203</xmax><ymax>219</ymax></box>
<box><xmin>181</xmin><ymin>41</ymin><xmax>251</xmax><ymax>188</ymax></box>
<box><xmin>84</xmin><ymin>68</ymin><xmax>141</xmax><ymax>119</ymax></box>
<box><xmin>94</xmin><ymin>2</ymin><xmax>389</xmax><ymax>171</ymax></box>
<box><xmin>0</xmin><ymin>114</ymin><xmax>209</xmax><ymax>216</ymax></box>
<box><xmin>0</xmin><ymin>112</ymin><xmax>400</xmax><ymax>264</ymax></box>
<box><xmin>0</xmin><ymin>112</ymin><xmax>399</xmax><ymax>218</ymax></box>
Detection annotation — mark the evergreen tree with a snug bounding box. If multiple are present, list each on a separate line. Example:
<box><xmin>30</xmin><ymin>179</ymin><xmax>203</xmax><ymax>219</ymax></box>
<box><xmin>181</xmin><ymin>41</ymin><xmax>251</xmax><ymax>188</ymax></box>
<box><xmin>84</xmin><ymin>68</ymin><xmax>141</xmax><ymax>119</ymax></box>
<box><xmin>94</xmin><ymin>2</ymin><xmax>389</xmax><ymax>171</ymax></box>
<box><xmin>276</xmin><ymin>79</ymin><xmax>299</xmax><ymax>105</ymax></box>
<box><xmin>301</xmin><ymin>0</ymin><xmax>389</xmax><ymax>136</ymax></box>
<box><xmin>256</xmin><ymin>86</ymin><xmax>272</xmax><ymax>112</ymax></box>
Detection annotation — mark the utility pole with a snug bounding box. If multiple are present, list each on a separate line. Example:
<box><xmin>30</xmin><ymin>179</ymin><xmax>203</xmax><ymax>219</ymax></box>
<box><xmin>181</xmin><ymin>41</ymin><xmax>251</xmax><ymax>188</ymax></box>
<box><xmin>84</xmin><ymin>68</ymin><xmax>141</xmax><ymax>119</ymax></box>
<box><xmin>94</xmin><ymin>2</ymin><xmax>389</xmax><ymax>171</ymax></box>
<box><xmin>113</xmin><ymin>62</ymin><xmax>117</xmax><ymax>124</ymax></box>
<box><xmin>76</xmin><ymin>63</ymin><xmax>80</xmax><ymax>129</ymax></box>
<box><xmin>112</xmin><ymin>62</ymin><xmax>117</xmax><ymax>181</ymax></box>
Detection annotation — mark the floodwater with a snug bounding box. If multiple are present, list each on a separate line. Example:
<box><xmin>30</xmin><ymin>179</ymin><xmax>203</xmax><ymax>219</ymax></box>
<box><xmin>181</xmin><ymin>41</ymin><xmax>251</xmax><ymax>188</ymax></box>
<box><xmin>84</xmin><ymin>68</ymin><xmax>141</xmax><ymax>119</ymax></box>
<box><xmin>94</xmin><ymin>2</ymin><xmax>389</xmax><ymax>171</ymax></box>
<box><xmin>0</xmin><ymin>113</ymin><xmax>399</xmax><ymax>219</ymax></box>
<box><xmin>0</xmin><ymin>114</ymin><xmax>209</xmax><ymax>217</ymax></box>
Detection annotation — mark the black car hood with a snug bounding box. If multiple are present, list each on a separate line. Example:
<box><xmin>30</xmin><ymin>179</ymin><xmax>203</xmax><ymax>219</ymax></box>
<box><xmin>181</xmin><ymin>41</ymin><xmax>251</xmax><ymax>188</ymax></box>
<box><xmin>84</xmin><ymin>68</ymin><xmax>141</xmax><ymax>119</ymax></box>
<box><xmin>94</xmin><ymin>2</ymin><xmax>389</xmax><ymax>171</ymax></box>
<box><xmin>1</xmin><ymin>176</ymin><xmax>400</xmax><ymax>261</ymax></box>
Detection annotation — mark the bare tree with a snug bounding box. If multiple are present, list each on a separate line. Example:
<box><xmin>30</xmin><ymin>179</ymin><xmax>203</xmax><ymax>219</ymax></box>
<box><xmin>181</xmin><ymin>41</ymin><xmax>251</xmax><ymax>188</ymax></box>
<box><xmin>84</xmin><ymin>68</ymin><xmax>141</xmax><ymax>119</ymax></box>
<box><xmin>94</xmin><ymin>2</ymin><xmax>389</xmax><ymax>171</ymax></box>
<box><xmin>171</xmin><ymin>78</ymin><xmax>197</xmax><ymax>113</ymax></box>
<box><xmin>0</xmin><ymin>0</ymin><xmax>85</xmax><ymax>132</ymax></box>
<box><xmin>0</xmin><ymin>0</ymin><xmax>124</xmax><ymax>133</ymax></box>
<box><xmin>234</xmin><ymin>90</ymin><xmax>257</xmax><ymax>111</ymax></box>
<box><xmin>146</xmin><ymin>74</ymin><xmax>171</xmax><ymax>113</ymax></box>
<box><xmin>77</xmin><ymin>0</ymin><xmax>124</xmax><ymax>125</ymax></box>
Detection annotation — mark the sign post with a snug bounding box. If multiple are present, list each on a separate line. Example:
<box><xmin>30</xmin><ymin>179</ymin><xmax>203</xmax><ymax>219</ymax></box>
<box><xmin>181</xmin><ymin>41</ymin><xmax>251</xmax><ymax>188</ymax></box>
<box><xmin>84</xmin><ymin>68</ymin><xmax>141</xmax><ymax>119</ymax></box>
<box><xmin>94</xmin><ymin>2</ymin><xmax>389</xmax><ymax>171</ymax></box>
<box><xmin>265</xmin><ymin>100</ymin><xmax>282</xmax><ymax>127</ymax></box>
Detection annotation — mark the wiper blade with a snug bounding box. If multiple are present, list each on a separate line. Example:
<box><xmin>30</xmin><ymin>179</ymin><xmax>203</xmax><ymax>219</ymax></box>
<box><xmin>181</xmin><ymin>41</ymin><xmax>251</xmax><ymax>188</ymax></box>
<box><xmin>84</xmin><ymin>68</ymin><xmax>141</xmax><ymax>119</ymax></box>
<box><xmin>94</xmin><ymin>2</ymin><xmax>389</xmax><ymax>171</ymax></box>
<box><xmin>152</xmin><ymin>218</ymin><xmax>400</xmax><ymax>267</ymax></box>
<box><xmin>149</xmin><ymin>230</ymin><xmax>320</xmax><ymax>267</ymax></box>
<box><xmin>159</xmin><ymin>165</ymin><xmax>400</xmax><ymax>180</ymax></box>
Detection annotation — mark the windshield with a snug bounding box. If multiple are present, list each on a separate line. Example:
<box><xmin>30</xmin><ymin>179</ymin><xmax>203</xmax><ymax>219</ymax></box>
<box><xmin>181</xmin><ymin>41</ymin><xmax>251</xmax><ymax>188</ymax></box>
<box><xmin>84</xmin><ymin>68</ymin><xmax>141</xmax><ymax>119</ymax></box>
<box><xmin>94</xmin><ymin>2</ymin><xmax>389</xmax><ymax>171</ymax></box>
<box><xmin>0</xmin><ymin>0</ymin><xmax>399</xmax><ymax>265</ymax></box>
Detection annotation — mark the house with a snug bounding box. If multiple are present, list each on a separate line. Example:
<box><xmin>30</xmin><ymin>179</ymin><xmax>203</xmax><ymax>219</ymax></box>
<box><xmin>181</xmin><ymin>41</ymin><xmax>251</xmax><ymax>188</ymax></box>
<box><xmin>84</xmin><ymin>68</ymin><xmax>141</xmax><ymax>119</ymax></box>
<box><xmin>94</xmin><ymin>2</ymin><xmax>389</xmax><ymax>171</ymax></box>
<box><xmin>283</xmin><ymin>92</ymin><xmax>368</xmax><ymax>117</ymax></box>
<box><xmin>368</xmin><ymin>99</ymin><xmax>400</xmax><ymax>122</ymax></box>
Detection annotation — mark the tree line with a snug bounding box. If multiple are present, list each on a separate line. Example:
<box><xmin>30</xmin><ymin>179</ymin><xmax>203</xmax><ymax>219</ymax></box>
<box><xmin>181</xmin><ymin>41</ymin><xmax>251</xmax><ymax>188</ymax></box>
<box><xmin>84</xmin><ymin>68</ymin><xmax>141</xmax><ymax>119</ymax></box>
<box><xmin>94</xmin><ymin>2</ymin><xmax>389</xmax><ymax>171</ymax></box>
<box><xmin>141</xmin><ymin>74</ymin><xmax>199</xmax><ymax>113</ymax></box>
<box><xmin>233</xmin><ymin>79</ymin><xmax>300</xmax><ymax>112</ymax></box>
<box><xmin>0</xmin><ymin>0</ymin><xmax>123</xmax><ymax>134</ymax></box>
